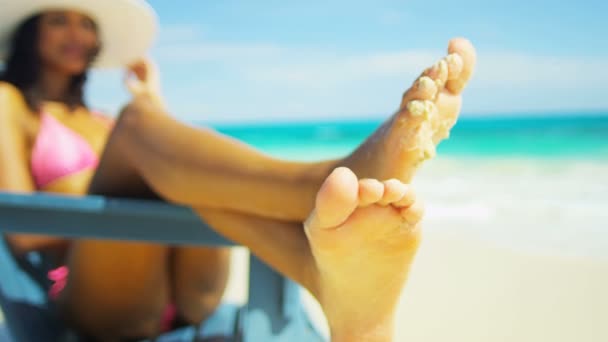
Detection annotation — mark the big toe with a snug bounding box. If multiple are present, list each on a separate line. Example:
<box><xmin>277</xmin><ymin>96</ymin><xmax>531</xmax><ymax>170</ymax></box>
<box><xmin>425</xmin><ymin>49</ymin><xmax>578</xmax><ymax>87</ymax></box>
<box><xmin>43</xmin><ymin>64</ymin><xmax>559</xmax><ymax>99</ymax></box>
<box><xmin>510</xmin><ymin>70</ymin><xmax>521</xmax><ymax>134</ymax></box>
<box><xmin>313</xmin><ymin>167</ymin><xmax>359</xmax><ymax>229</ymax></box>
<box><xmin>445</xmin><ymin>38</ymin><xmax>477</xmax><ymax>94</ymax></box>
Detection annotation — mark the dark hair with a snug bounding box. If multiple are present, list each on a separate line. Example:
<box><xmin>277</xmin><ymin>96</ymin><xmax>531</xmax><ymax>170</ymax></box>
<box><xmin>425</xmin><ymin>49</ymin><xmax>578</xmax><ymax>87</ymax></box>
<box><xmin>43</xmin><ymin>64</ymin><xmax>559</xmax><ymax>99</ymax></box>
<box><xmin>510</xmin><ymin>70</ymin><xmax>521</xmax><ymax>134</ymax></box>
<box><xmin>0</xmin><ymin>14</ymin><xmax>99</xmax><ymax>110</ymax></box>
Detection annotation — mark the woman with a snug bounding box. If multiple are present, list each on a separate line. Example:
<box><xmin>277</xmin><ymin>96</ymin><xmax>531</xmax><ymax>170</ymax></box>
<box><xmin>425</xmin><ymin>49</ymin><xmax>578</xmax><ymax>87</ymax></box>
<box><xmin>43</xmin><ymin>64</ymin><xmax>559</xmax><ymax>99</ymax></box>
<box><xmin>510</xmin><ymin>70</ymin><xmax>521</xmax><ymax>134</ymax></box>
<box><xmin>0</xmin><ymin>0</ymin><xmax>476</xmax><ymax>340</ymax></box>
<box><xmin>0</xmin><ymin>2</ymin><xmax>231</xmax><ymax>339</ymax></box>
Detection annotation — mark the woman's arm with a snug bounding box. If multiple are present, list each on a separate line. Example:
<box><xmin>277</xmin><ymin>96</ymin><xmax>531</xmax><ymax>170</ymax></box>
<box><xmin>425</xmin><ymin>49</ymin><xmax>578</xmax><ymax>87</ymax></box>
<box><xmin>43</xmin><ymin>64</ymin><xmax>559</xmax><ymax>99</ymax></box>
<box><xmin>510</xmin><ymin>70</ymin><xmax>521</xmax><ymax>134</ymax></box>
<box><xmin>0</xmin><ymin>83</ymin><xmax>35</xmax><ymax>192</ymax></box>
<box><xmin>0</xmin><ymin>82</ymin><xmax>70</xmax><ymax>254</ymax></box>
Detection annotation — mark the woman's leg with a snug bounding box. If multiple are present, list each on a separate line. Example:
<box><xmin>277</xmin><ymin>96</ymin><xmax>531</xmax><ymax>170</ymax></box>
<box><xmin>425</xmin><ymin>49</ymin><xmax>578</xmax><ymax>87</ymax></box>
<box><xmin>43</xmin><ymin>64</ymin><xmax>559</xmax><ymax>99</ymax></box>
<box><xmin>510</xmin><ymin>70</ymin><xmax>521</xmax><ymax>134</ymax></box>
<box><xmin>171</xmin><ymin>246</ymin><xmax>231</xmax><ymax>325</ymax></box>
<box><xmin>196</xmin><ymin>167</ymin><xmax>424</xmax><ymax>342</ymax></box>
<box><xmin>89</xmin><ymin>39</ymin><xmax>475</xmax><ymax>222</ymax></box>
<box><xmin>194</xmin><ymin>208</ymin><xmax>318</xmax><ymax>291</ymax></box>
<box><xmin>89</xmin><ymin>99</ymin><xmax>329</xmax><ymax>221</ymax></box>
<box><xmin>61</xmin><ymin>168</ymin><xmax>421</xmax><ymax>341</ymax></box>
<box><xmin>57</xmin><ymin>241</ymin><xmax>171</xmax><ymax>339</ymax></box>
<box><xmin>72</xmin><ymin>39</ymin><xmax>473</xmax><ymax>341</ymax></box>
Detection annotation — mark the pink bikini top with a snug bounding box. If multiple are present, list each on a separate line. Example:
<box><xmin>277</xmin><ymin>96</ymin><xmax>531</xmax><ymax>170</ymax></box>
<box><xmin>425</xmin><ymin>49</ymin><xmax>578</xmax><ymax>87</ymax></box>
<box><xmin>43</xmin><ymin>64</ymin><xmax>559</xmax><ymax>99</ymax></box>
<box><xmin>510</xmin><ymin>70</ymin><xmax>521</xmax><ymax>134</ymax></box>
<box><xmin>30</xmin><ymin>112</ymin><xmax>101</xmax><ymax>189</ymax></box>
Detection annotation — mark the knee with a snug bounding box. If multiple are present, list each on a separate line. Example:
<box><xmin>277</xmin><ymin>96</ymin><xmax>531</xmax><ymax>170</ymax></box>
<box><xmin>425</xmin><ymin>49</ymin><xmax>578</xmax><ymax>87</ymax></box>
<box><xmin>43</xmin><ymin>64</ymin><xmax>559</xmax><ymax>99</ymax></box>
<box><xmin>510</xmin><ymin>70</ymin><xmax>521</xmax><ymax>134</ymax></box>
<box><xmin>115</xmin><ymin>94</ymin><xmax>163</xmax><ymax>135</ymax></box>
<box><xmin>115</xmin><ymin>98</ymin><xmax>146</xmax><ymax>134</ymax></box>
<box><xmin>176</xmin><ymin>289</ymin><xmax>226</xmax><ymax>324</ymax></box>
<box><xmin>174</xmin><ymin>255</ymin><xmax>231</xmax><ymax>324</ymax></box>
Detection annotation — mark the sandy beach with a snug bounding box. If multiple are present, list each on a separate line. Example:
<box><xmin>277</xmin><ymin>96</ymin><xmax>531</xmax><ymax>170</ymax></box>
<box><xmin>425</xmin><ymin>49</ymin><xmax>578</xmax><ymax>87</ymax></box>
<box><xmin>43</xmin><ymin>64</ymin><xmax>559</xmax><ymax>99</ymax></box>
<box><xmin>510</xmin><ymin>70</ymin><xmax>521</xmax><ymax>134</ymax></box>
<box><xmin>222</xmin><ymin>230</ymin><xmax>608</xmax><ymax>341</ymax></box>
<box><xmin>395</xmin><ymin>232</ymin><xmax>608</xmax><ymax>341</ymax></box>
<box><xmin>224</xmin><ymin>157</ymin><xmax>608</xmax><ymax>341</ymax></box>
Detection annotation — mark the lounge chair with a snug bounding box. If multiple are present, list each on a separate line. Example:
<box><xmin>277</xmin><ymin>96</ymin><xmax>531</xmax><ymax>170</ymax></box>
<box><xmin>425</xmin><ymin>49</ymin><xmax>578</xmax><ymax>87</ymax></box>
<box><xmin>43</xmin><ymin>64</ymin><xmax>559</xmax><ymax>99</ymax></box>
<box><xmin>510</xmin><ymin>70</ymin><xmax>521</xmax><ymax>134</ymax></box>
<box><xmin>0</xmin><ymin>192</ymin><xmax>325</xmax><ymax>341</ymax></box>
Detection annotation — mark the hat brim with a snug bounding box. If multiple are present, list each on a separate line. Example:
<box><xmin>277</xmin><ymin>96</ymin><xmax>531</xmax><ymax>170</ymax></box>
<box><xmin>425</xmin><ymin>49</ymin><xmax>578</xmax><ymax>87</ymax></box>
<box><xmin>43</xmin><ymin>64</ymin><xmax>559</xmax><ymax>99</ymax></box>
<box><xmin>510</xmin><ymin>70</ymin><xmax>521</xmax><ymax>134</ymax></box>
<box><xmin>0</xmin><ymin>0</ymin><xmax>158</xmax><ymax>68</ymax></box>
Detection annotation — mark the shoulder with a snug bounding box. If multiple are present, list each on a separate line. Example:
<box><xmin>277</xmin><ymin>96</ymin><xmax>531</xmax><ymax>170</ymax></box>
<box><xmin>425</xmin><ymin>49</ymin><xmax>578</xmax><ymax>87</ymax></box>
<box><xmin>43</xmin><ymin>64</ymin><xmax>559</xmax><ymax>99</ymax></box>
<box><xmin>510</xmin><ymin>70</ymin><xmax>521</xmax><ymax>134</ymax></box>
<box><xmin>0</xmin><ymin>82</ymin><xmax>29</xmax><ymax>126</ymax></box>
<box><xmin>0</xmin><ymin>81</ymin><xmax>24</xmax><ymax>99</ymax></box>
<box><xmin>0</xmin><ymin>81</ymin><xmax>29</xmax><ymax>111</ymax></box>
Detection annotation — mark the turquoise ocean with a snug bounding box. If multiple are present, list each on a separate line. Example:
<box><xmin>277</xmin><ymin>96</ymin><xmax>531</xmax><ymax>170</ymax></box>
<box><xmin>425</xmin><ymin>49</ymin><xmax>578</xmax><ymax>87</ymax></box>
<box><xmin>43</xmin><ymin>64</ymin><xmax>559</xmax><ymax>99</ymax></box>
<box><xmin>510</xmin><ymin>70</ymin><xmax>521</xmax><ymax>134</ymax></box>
<box><xmin>211</xmin><ymin>112</ymin><xmax>608</xmax><ymax>258</ymax></box>
<box><xmin>211</xmin><ymin>112</ymin><xmax>608</xmax><ymax>161</ymax></box>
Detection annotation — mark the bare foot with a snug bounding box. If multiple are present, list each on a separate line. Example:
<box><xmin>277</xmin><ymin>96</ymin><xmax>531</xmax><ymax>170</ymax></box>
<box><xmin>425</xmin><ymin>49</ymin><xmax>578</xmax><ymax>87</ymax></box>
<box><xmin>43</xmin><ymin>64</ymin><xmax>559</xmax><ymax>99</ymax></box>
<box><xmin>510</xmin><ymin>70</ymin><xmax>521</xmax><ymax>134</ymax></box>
<box><xmin>341</xmin><ymin>38</ymin><xmax>477</xmax><ymax>183</ymax></box>
<box><xmin>305</xmin><ymin>167</ymin><xmax>423</xmax><ymax>341</ymax></box>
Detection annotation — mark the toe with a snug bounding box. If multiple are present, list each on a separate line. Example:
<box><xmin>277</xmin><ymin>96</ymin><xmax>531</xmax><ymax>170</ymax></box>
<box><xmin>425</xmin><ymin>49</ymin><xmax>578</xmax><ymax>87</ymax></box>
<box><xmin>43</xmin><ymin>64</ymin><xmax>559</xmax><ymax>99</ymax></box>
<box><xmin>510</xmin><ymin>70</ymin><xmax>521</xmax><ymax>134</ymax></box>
<box><xmin>313</xmin><ymin>167</ymin><xmax>360</xmax><ymax>229</ymax></box>
<box><xmin>400</xmin><ymin>76</ymin><xmax>438</xmax><ymax>108</ymax></box>
<box><xmin>445</xmin><ymin>38</ymin><xmax>477</xmax><ymax>94</ymax></box>
<box><xmin>403</xmin><ymin>99</ymin><xmax>438</xmax><ymax>158</ymax></box>
<box><xmin>378</xmin><ymin>179</ymin><xmax>409</xmax><ymax>206</ymax></box>
<box><xmin>400</xmin><ymin>201</ymin><xmax>425</xmax><ymax>225</ymax></box>
<box><xmin>358</xmin><ymin>179</ymin><xmax>384</xmax><ymax>207</ymax></box>
<box><xmin>393</xmin><ymin>187</ymin><xmax>416</xmax><ymax>208</ymax></box>
<box><xmin>421</xmin><ymin>58</ymin><xmax>449</xmax><ymax>90</ymax></box>
<box><xmin>432</xmin><ymin>59</ymin><xmax>449</xmax><ymax>89</ymax></box>
<box><xmin>445</xmin><ymin>53</ymin><xmax>464</xmax><ymax>81</ymax></box>
<box><xmin>405</xmin><ymin>99</ymin><xmax>436</xmax><ymax>119</ymax></box>
<box><xmin>401</xmin><ymin>54</ymin><xmax>453</xmax><ymax>109</ymax></box>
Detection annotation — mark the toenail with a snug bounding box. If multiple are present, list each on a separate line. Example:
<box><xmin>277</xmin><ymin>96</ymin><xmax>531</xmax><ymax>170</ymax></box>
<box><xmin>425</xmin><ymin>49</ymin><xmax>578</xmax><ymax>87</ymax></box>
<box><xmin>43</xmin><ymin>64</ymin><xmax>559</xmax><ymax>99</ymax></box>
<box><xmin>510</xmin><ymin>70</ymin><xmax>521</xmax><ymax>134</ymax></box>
<box><xmin>446</xmin><ymin>53</ymin><xmax>462</xmax><ymax>67</ymax></box>
<box><xmin>438</xmin><ymin>60</ymin><xmax>448</xmax><ymax>74</ymax></box>
<box><xmin>434</xmin><ymin>62</ymin><xmax>448</xmax><ymax>88</ymax></box>
<box><xmin>435</xmin><ymin>60</ymin><xmax>448</xmax><ymax>88</ymax></box>
<box><xmin>417</xmin><ymin>76</ymin><xmax>436</xmax><ymax>94</ymax></box>
<box><xmin>407</xmin><ymin>100</ymin><xmax>426</xmax><ymax>117</ymax></box>
<box><xmin>407</xmin><ymin>100</ymin><xmax>435</xmax><ymax>118</ymax></box>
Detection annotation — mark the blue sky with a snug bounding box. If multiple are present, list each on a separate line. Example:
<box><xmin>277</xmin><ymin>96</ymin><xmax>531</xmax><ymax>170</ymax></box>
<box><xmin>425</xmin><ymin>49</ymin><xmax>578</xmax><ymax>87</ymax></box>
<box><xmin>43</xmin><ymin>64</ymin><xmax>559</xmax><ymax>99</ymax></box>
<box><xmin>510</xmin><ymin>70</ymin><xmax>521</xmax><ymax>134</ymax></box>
<box><xmin>87</xmin><ymin>0</ymin><xmax>608</xmax><ymax>123</ymax></box>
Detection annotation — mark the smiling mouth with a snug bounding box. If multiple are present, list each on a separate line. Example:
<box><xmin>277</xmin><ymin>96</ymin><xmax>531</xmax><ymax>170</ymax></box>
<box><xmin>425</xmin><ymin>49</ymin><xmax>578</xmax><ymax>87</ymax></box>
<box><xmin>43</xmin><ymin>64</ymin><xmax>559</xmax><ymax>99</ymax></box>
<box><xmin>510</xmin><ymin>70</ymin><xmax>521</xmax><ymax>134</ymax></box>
<box><xmin>60</xmin><ymin>43</ymin><xmax>88</xmax><ymax>58</ymax></box>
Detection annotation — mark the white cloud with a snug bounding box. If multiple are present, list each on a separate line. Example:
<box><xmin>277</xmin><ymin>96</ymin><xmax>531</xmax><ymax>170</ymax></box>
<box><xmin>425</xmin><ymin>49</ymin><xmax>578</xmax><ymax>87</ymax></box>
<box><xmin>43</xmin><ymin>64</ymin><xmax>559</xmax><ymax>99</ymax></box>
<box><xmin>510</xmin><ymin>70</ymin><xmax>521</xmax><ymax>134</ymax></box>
<box><xmin>155</xmin><ymin>42</ymin><xmax>285</xmax><ymax>62</ymax></box>
<box><xmin>474</xmin><ymin>52</ymin><xmax>608</xmax><ymax>87</ymax></box>
<box><xmin>244</xmin><ymin>50</ymin><xmax>439</xmax><ymax>87</ymax></box>
<box><xmin>89</xmin><ymin>29</ymin><xmax>608</xmax><ymax>121</ymax></box>
<box><xmin>154</xmin><ymin>35</ymin><xmax>441</xmax><ymax>87</ymax></box>
<box><xmin>158</xmin><ymin>25</ymin><xmax>202</xmax><ymax>44</ymax></box>
<box><xmin>154</xmin><ymin>32</ymin><xmax>608</xmax><ymax>90</ymax></box>
<box><xmin>243</xmin><ymin>50</ymin><xmax>608</xmax><ymax>92</ymax></box>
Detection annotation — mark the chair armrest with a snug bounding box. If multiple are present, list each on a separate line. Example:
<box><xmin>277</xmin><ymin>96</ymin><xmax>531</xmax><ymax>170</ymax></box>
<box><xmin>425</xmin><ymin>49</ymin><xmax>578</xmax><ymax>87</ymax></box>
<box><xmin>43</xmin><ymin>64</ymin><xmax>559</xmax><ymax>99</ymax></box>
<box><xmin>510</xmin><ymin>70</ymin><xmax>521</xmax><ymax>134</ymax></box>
<box><xmin>0</xmin><ymin>192</ymin><xmax>234</xmax><ymax>246</ymax></box>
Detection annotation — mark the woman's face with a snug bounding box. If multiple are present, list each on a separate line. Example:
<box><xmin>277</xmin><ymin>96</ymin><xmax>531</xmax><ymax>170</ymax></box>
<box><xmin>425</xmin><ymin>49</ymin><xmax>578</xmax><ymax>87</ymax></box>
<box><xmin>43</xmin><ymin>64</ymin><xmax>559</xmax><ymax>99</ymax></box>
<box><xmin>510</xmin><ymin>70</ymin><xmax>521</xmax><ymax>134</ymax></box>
<box><xmin>38</xmin><ymin>11</ymin><xmax>99</xmax><ymax>75</ymax></box>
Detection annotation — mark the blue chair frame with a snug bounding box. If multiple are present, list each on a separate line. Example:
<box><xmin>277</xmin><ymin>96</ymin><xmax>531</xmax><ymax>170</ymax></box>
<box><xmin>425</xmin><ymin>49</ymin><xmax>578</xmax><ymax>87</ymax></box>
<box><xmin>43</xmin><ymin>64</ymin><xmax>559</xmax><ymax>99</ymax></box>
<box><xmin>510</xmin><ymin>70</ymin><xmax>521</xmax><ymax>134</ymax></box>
<box><xmin>0</xmin><ymin>192</ymin><xmax>325</xmax><ymax>342</ymax></box>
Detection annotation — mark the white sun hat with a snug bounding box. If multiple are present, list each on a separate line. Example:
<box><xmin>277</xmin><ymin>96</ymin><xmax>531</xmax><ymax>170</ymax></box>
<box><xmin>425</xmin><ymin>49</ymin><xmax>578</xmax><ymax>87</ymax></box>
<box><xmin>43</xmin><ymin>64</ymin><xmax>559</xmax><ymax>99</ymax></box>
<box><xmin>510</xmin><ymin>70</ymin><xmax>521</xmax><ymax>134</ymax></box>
<box><xmin>0</xmin><ymin>0</ymin><xmax>158</xmax><ymax>68</ymax></box>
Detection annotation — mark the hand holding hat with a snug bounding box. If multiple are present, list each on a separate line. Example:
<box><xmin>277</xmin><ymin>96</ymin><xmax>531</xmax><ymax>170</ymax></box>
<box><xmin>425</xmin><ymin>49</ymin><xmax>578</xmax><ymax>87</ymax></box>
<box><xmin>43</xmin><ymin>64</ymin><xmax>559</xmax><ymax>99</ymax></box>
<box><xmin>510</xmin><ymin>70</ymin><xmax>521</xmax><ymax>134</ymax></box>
<box><xmin>125</xmin><ymin>57</ymin><xmax>166</xmax><ymax>109</ymax></box>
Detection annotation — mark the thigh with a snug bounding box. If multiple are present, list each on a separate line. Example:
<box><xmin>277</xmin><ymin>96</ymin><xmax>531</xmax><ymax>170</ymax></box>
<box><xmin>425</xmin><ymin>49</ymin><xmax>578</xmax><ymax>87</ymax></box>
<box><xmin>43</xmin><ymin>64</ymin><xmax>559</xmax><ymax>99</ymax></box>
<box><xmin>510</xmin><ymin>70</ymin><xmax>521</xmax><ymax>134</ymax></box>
<box><xmin>87</xmin><ymin>109</ymin><xmax>157</xmax><ymax>199</ymax></box>
<box><xmin>87</xmin><ymin>130</ymin><xmax>158</xmax><ymax>199</ymax></box>
<box><xmin>57</xmin><ymin>240</ymin><xmax>170</xmax><ymax>339</ymax></box>
<box><xmin>193</xmin><ymin>208</ymin><xmax>315</xmax><ymax>292</ymax></box>
<box><xmin>172</xmin><ymin>246</ymin><xmax>231</xmax><ymax>324</ymax></box>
